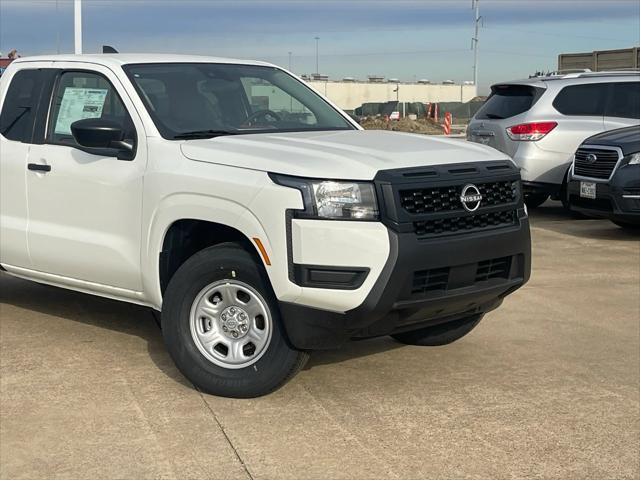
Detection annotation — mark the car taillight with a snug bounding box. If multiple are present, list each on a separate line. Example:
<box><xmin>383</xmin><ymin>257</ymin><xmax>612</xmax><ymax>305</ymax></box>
<box><xmin>506</xmin><ymin>122</ymin><xmax>557</xmax><ymax>141</ymax></box>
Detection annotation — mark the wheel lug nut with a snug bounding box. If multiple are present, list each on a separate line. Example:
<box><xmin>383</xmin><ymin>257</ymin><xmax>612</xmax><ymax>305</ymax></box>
<box><xmin>230</xmin><ymin>307</ymin><xmax>236</xmax><ymax>314</ymax></box>
<box><xmin>241</xmin><ymin>325</ymin><xmax>248</xmax><ymax>332</ymax></box>
<box><xmin>239</xmin><ymin>313</ymin><xmax>246</xmax><ymax>320</ymax></box>
<box><xmin>232</xmin><ymin>331</ymin><xmax>238</xmax><ymax>338</ymax></box>
<box><xmin>222</xmin><ymin>326</ymin><xmax>228</xmax><ymax>332</ymax></box>
<box><xmin>221</xmin><ymin>313</ymin><xmax>227</xmax><ymax>320</ymax></box>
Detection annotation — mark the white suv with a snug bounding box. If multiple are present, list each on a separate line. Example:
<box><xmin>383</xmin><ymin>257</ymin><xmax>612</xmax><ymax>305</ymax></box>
<box><xmin>467</xmin><ymin>71</ymin><xmax>640</xmax><ymax>208</ymax></box>
<box><xmin>0</xmin><ymin>54</ymin><xmax>531</xmax><ymax>397</ymax></box>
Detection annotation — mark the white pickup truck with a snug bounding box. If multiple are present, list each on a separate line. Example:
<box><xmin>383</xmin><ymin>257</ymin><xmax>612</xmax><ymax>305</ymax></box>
<box><xmin>0</xmin><ymin>54</ymin><xmax>531</xmax><ymax>397</ymax></box>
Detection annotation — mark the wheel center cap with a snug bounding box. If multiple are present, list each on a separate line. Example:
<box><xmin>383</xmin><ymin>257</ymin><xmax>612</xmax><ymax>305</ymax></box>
<box><xmin>220</xmin><ymin>306</ymin><xmax>249</xmax><ymax>339</ymax></box>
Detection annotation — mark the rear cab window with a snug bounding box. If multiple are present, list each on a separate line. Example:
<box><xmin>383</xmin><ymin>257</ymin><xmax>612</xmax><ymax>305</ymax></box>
<box><xmin>475</xmin><ymin>84</ymin><xmax>544</xmax><ymax>120</ymax></box>
<box><xmin>0</xmin><ymin>69</ymin><xmax>48</xmax><ymax>143</ymax></box>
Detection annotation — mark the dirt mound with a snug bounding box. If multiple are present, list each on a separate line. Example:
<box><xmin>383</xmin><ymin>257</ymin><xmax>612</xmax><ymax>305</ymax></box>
<box><xmin>360</xmin><ymin>117</ymin><xmax>445</xmax><ymax>135</ymax></box>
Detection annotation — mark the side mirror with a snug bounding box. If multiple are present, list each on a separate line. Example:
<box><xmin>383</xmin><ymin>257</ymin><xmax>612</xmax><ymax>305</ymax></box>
<box><xmin>70</xmin><ymin>118</ymin><xmax>134</xmax><ymax>159</ymax></box>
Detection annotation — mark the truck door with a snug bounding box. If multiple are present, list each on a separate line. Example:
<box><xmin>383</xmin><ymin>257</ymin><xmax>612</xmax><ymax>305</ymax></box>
<box><xmin>25</xmin><ymin>65</ymin><xmax>147</xmax><ymax>291</ymax></box>
<box><xmin>0</xmin><ymin>66</ymin><xmax>55</xmax><ymax>268</ymax></box>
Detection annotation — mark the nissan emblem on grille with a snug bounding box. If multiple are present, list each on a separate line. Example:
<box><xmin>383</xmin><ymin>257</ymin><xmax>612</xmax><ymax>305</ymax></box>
<box><xmin>586</xmin><ymin>153</ymin><xmax>598</xmax><ymax>164</ymax></box>
<box><xmin>459</xmin><ymin>184</ymin><xmax>482</xmax><ymax>212</ymax></box>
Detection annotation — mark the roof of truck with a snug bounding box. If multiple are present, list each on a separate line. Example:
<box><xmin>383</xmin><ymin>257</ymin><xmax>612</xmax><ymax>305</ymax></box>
<box><xmin>12</xmin><ymin>53</ymin><xmax>275</xmax><ymax>68</ymax></box>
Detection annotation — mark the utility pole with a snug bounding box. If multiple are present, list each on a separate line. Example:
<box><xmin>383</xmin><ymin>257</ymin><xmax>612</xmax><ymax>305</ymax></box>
<box><xmin>471</xmin><ymin>0</ymin><xmax>481</xmax><ymax>87</ymax></box>
<box><xmin>314</xmin><ymin>36</ymin><xmax>320</xmax><ymax>75</ymax></box>
<box><xmin>74</xmin><ymin>0</ymin><xmax>83</xmax><ymax>54</ymax></box>
<box><xmin>55</xmin><ymin>0</ymin><xmax>60</xmax><ymax>53</ymax></box>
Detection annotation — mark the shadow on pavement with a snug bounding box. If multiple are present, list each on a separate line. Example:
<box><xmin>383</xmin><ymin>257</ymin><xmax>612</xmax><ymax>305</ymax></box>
<box><xmin>305</xmin><ymin>336</ymin><xmax>403</xmax><ymax>370</ymax></box>
<box><xmin>0</xmin><ymin>274</ymin><xmax>404</xmax><ymax>380</ymax></box>
<box><xmin>528</xmin><ymin>201</ymin><xmax>640</xmax><ymax>242</ymax></box>
<box><xmin>0</xmin><ymin>274</ymin><xmax>192</xmax><ymax>389</ymax></box>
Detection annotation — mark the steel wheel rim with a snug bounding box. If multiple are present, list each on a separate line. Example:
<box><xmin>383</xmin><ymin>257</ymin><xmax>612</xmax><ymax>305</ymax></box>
<box><xmin>189</xmin><ymin>279</ymin><xmax>273</xmax><ymax>369</ymax></box>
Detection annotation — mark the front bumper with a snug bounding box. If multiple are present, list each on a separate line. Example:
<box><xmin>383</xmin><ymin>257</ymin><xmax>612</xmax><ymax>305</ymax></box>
<box><xmin>280</xmin><ymin>212</ymin><xmax>531</xmax><ymax>350</ymax></box>
<box><xmin>567</xmin><ymin>175</ymin><xmax>640</xmax><ymax>224</ymax></box>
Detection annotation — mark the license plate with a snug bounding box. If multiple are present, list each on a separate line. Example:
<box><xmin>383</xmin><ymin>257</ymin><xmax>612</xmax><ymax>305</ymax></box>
<box><xmin>580</xmin><ymin>181</ymin><xmax>596</xmax><ymax>199</ymax></box>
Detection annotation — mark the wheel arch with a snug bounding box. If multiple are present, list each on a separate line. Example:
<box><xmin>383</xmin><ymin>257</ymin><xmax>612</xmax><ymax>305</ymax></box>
<box><xmin>142</xmin><ymin>195</ymin><xmax>276</xmax><ymax>309</ymax></box>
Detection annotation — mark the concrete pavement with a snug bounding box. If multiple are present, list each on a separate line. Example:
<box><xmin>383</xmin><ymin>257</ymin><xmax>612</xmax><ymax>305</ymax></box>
<box><xmin>1</xmin><ymin>203</ymin><xmax>638</xmax><ymax>479</ymax></box>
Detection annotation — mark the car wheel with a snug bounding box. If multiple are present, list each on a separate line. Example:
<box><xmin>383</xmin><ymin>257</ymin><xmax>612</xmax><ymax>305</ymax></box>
<box><xmin>391</xmin><ymin>314</ymin><xmax>483</xmax><ymax>346</ymax></box>
<box><xmin>611</xmin><ymin>220</ymin><xmax>640</xmax><ymax>230</ymax></box>
<box><xmin>162</xmin><ymin>243</ymin><xmax>309</xmax><ymax>398</ymax></box>
<box><xmin>524</xmin><ymin>193</ymin><xmax>548</xmax><ymax>209</ymax></box>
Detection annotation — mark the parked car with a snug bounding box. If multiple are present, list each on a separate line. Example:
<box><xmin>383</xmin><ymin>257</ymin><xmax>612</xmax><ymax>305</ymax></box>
<box><xmin>467</xmin><ymin>71</ymin><xmax>640</xmax><ymax>208</ymax></box>
<box><xmin>0</xmin><ymin>54</ymin><xmax>531</xmax><ymax>397</ymax></box>
<box><xmin>567</xmin><ymin>126</ymin><xmax>640</xmax><ymax>229</ymax></box>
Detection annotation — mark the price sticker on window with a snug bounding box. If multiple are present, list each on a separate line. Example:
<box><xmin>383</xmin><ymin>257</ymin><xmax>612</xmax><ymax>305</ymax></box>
<box><xmin>54</xmin><ymin>88</ymin><xmax>108</xmax><ymax>135</ymax></box>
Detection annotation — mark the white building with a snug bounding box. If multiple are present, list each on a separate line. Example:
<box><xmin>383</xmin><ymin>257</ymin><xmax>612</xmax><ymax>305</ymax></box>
<box><xmin>306</xmin><ymin>79</ymin><xmax>478</xmax><ymax>111</ymax></box>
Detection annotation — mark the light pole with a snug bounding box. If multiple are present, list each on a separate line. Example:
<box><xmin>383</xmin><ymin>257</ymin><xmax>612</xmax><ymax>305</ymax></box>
<box><xmin>471</xmin><ymin>0</ymin><xmax>482</xmax><ymax>87</ymax></box>
<box><xmin>314</xmin><ymin>36</ymin><xmax>320</xmax><ymax>76</ymax></box>
<box><xmin>55</xmin><ymin>0</ymin><xmax>61</xmax><ymax>53</ymax></box>
<box><xmin>74</xmin><ymin>0</ymin><xmax>82</xmax><ymax>54</ymax></box>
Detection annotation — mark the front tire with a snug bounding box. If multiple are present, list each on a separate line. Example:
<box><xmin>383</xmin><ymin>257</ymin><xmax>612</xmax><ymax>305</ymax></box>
<box><xmin>162</xmin><ymin>243</ymin><xmax>309</xmax><ymax>398</ymax></box>
<box><xmin>391</xmin><ymin>314</ymin><xmax>483</xmax><ymax>346</ymax></box>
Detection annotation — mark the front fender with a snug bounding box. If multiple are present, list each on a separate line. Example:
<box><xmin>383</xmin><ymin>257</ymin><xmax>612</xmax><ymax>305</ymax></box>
<box><xmin>142</xmin><ymin>187</ymin><xmax>303</xmax><ymax>309</ymax></box>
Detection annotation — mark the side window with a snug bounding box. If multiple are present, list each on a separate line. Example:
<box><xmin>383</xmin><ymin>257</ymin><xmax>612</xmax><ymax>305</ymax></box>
<box><xmin>0</xmin><ymin>69</ymin><xmax>47</xmax><ymax>142</ymax></box>
<box><xmin>606</xmin><ymin>82</ymin><xmax>640</xmax><ymax>120</ymax></box>
<box><xmin>240</xmin><ymin>77</ymin><xmax>318</xmax><ymax>126</ymax></box>
<box><xmin>552</xmin><ymin>83</ymin><xmax>609</xmax><ymax>116</ymax></box>
<box><xmin>47</xmin><ymin>71</ymin><xmax>135</xmax><ymax>146</ymax></box>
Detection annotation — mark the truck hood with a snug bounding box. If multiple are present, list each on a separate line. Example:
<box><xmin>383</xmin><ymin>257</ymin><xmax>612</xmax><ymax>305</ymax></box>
<box><xmin>180</xmin><ymin>130</ymin><xmax>511</xmax><ymax>180</ymax></box>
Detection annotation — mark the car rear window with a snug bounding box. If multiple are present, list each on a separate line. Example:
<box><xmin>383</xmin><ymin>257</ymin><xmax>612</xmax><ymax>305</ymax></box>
<box><xmin>606</xmin><ymin>82</ymin><xmax>640</xmax><ymax>119</ymax></box>
<box><xmin>475</xmin><ymin>85</ymin><xmax>543</xmax><ymax>120</ymax></box>
<box><xmin>552</xmin><ymin>83</ymin><xmax>609</xmax><ymax>116</ymax></box>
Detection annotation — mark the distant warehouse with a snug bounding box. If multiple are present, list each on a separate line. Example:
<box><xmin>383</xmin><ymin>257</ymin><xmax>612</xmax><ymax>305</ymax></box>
<box><xmin>558</xmin><ymin>46</ymin><xmax>639</xmax><ymax>72</ymax></box>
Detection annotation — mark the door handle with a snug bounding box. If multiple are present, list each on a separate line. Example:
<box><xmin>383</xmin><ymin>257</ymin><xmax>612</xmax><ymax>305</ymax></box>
<box><xmin>27</xmin><ymin>163</ymin><xmax>51</xmax><ymax>172</ymax></box>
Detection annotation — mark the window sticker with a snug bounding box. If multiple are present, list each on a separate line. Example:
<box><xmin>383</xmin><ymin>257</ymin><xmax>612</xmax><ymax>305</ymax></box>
<box><xmin>54</xmin><ymin>87</ymin><xmax>108</xmax><ymax>135</ymax></box>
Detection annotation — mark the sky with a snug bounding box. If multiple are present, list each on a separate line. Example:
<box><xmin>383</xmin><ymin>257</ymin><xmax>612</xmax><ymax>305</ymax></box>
<box><xmin>1</xmin><ymin>0</ymin><xmax>638</xmax><ymax>94</ymax></box>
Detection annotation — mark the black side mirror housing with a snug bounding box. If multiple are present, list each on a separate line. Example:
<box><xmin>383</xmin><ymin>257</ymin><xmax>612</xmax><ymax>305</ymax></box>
<box><xmin>70</xmin><ymin>118</ymin><xmax>135</xmax><ymax>160</ymax></box>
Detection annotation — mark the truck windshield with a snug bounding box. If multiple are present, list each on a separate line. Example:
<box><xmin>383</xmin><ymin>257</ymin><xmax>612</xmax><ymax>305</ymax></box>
<box><xmin>123</xmin><ymin>63</ymin><xmax>354</xmax><ymax>139</ymax></box>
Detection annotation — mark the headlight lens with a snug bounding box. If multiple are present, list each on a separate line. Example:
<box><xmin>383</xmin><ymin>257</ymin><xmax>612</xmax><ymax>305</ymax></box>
<box><xmin>627</xmin><ymin>153</ymin><xmax>640</xmax><ymax>165</ymax></box>
<box><xmin>271</xmin><ymin>175</ymin><xmax>379</xmax><ymax>220</ymax></box>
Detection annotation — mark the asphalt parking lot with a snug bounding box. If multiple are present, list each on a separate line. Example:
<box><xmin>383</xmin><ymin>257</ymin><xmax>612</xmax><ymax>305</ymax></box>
<box><xmin>1</xmin><ymin>203</ymin><xmax>638</xmax><ymax>480</ymax></box>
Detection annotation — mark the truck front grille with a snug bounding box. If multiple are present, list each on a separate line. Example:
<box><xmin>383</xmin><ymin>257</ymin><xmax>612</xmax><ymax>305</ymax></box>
<box><xmin>573</xmin><ymin>147</ymin><xmax>621</xmax><ymax>180</ymax></box>
<box><xmin>475</xmin><ymin>256</ymin><xmax>512</xmax><ymax>282</ymax></box>
<box><xmin>375</xmin><ymin>161</ymin><xmax>523</xmax><ymax>239</ymax></box>
<box><xmin>412</xmin><ymin>266</ymin><xmax>449</xmax><ymax>294</ymax></box>
<box><xmin>410</xmin><ymin>255</ymin><xmax>515</xmax><ymax>297</ymax></box>
<box><xmin>413</xmin><ymin>210</ymin><xmax>517</xmax><ymax>237</ymax></box>
<box><xmin>400</xmin><ymin>180</ymin><xmax>517</xmax><ymax>214</ymax></box>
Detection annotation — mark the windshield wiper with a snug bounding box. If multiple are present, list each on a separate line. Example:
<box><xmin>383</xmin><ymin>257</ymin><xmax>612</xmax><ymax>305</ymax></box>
<box><xmin>173</xmin><ymin>129</ymin><xmax>239</xmax><ymax>140</ymax></box>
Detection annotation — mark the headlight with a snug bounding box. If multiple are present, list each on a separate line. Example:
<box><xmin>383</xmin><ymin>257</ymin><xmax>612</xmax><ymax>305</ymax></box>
<box><xmin>271</xmin><ymin>174</ymin><xmax>379</xmax><ymax>220</ymax></box>
<box><xmin>627</xmin><ymin>153</ymin><xmax>640</xmax><ymax>165</ymax></box>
